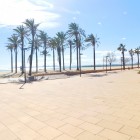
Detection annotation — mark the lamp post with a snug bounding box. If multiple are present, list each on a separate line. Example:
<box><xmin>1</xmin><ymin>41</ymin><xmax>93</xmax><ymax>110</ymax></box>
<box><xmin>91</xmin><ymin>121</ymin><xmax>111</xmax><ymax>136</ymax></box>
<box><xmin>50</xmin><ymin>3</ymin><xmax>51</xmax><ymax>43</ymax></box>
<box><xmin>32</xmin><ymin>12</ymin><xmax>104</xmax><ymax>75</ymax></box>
<box><xmin>103</xmin><ymin>56</ymin><xmax>104</xmax><ymax>69</ymax></box>
<box><xmin>106</xmin><ymin>56</ymin><xmax>109</xmax><ymax>73</ymax></box>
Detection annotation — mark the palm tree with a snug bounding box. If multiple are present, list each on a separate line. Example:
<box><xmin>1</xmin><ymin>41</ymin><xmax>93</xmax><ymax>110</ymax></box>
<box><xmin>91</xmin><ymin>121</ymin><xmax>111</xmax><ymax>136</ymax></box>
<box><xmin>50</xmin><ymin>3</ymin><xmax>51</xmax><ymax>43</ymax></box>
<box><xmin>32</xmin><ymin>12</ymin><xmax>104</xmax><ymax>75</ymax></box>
<box><xmin>134</xmin><ymin>47</ymin><xmax>140</xmax><ymax>68</ymax></box>
<box><xmin>6</xmin><ymin>44</ymin><xmax>14</xmax><ymax>72</ymax></box>
<box><xmin>67</xmin><ymin>23</ymin><xmax>86</xmax><ymax>70</ymax></box>
<box><xmin>117</xmin><ymin>44</ymin><xmax>127</xmax><ymax>70</ymax></box>
<box><xmin>23</xmin><ymin>19</ymin><xmax>39</xmax><ymax>76</ymax></box>
<box><xmin>34</xmin><ymin>37</ymin><xmax>41</xmax><ymax>73</ymax></box>
<box><xmin>56</xmin><ymin>32</ymin><xmax>66</xmax><ymax>70</ymax></box>
<box><xmin>13</xmin><ymin>25</ymin><xmax>27</xmax><ymax>74</ymax></box>
<box><xmin>129</xmin><ymin>49</ymin><xmax>134</xmax><ymax>69</ymax></box>
<box><xmin>55</xmin><ymin>37</ymin><xmax>62</xmax><ymax>72</ymax></box>
<box><xmin>85</xmin><ymin>34</ymin><xmax>100</xmax><ymax>70</ymax></box>
<box><xmin>49</xmin><ymin>38</ymin><xmax>57</xmax><ymax>71</ymax></box>
<box><xmin>68</xmin><ymin>40</ymin><xmax>74</xmax><ymax>70</ymax></box>
<box><xmin>107</xmin><ymin>52</ymin><xmax>116</xmax><ymax>70</ymax></box>
<box><xmin>8</xmin><ymin>34</ymin><xmax>19</xmax><ymax>73</ymax></box>
<box><xmin>38</xmin><ymin>31</ymin><xmax>50</xmax><ymax>72</ymax></box>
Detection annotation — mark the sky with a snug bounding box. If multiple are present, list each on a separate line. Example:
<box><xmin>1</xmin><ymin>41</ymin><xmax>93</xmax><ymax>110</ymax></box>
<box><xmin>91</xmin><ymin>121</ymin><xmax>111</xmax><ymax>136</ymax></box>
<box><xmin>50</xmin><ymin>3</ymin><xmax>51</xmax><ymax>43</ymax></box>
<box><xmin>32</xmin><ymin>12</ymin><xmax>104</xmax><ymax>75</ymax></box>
<box><xmin>0</xmin><ymin>0</ymin><xmax>140</xmax><ymax>70</ymax></box>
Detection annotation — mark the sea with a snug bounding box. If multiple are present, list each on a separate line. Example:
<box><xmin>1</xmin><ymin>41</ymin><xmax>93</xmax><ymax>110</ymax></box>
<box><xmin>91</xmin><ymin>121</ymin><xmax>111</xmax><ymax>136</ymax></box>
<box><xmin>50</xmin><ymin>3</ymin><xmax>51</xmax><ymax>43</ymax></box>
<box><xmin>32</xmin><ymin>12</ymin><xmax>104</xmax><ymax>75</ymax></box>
<box><xmin>0</xmin><ymin>64</ymin><xmax>134</xmax><ymax>72</ymax></box>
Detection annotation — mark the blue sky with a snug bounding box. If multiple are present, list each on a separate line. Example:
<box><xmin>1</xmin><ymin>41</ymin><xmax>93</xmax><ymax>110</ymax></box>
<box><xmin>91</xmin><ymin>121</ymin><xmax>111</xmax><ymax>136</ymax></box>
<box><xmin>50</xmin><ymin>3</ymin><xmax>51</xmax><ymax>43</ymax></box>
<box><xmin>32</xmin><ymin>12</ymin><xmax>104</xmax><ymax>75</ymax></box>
<box><xmin>0</xmin><ymin>0</ymin><xmax>140</xmax><ymax>70</ymax></box>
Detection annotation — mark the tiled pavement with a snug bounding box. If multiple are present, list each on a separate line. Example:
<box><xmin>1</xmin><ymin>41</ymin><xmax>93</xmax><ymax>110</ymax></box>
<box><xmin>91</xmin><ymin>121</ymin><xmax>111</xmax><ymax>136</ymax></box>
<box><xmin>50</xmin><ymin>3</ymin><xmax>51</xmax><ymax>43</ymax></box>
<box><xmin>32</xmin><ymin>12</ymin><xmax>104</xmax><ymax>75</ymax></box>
<box><xmin>0</xmin><ymin>70</ymin><xmax>140</xmax><ymax>140</ymax></box>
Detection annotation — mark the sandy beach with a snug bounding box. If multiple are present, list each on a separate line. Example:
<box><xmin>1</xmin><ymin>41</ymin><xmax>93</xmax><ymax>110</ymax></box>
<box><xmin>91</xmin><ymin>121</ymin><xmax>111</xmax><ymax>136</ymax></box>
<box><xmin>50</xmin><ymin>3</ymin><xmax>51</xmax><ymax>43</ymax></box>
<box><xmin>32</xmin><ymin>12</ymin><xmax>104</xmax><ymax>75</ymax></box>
<box><xmin>0</xmin><ymin>69</ymin><xmax>140</xmax><ymax>140</ymax></box>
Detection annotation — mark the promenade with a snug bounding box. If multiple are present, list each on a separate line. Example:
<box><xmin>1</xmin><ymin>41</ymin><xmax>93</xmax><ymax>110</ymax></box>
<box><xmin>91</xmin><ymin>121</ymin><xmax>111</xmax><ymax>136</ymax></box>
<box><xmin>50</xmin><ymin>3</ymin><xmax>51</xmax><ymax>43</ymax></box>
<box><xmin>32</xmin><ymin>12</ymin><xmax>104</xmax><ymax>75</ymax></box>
<box><xmin>0</xmin><ymin>69</ymin><xmax>140</xmax><ymax>140</ymax></box>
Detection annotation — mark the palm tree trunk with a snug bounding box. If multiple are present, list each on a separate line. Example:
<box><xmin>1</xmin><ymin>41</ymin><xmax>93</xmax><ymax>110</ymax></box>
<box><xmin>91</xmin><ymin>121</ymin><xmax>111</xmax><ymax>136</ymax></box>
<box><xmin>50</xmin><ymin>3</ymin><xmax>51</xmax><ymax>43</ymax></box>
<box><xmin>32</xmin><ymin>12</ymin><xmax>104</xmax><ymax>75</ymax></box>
<box><xmin>131</xmin><ymin>56</ymin><xmax>133</xmax><ymax>69</ymax></box>
<box><xmin>60</xmin><ymin>49</ymin><xmax>61</xmax><ymax>72</ymax></box>
<box><xmin>93</xmin><ymin>46</ymin><xmax>95</xmax><ymax>70</ymax></box>
<box><xmin>53</xmin><ymin>48</ymin><xmax>55</xmax><ymax>71</ymax></box>
<box><xmin>122</xmin><ymin>51</ymin><xmax>125</xmax><ymax>70</ymax></box>
<box><xmin>110</xmin><ymin>63</ymin><xmax>111</xmax><ymax>71</ymax></box>
<box><xmin>62</xmin><ymin>46</ymin><xmax>65</xmax><ymax>70</ymax></box>
<box><xmin>15</xmin><ymin>47</ymin><xmax>17</xmax><ymax>73</ymax></box>
<box><xmin>70</xmin><ymin>43</ymin><xmax>72</xmax><ymax>70</ymax></box>
<box><xmin>44</xmin><ymin>46</ymin><xmax>47</xmax><ymax>72</ymax></box>
<box><xmin>76</xmin><ymin>35</ymin><xmax>79</xmax><ymax>70</ymax></box>
<box><xmin>138</xmin><ymin>53</ymin><xmax>139</xmax><ymax>68</ymax></box>
<box><xmin>36</xmin><ymin>48</ymin><xmax>38</xmax><ymax>73</ymax></box>
<box><xmin>29</xmin><ymin>36</ymin><xmax>34</xmax><ymax>76</ymax></box>
<box><xmin>57</xmin><ymin>47</ymin><xmax>61</xmax><ymax>72</ymax></box>
<box><xmin>11</xmin><ymin>49</ymin><xmax>13</xmax><ymax>72</ymax></box>
<box><xmin>79</xmin><ymin>45</ymin><xmax>81</xmax><ymax>75</ymax></box>
<box><xmin>21</xmin><ymin>37</ymin><xmax>24</xmax><ymax>74</ymax></box>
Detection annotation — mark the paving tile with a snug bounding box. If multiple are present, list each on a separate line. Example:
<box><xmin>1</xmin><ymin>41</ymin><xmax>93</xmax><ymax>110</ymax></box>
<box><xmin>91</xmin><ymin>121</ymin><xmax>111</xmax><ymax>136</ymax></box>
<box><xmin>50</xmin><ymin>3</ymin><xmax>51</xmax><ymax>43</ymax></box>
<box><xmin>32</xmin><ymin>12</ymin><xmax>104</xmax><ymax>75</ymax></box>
<box><xmin>112</xmin><ymin>111</ymin><xmax>133</xmax><ymax>120</ymax></box>
<box><xmin>38</xmin><ymin>125</ymin><xmax>62</xmax><ymax>139</ymax></box>
<box><xmin>119</xmin><ymin>126</ymin><xmax>140</xmax><ymax>139</ymax></box>
<box><xmin>95</xmin><ymin>113</ymin><xmax>118</xmax><ymax>121</ymax></box>
<box><xmin>15</xmin><ymin>128</ymin><xmax>40</xmax><ymax>140</ymax></box>
<box><xmin>99</xmin><ymin>129</ymin><xmax>131</xmax><ymax>140</ymax></box>
<box><xmin>7</xmin><ymin>122</ymin><xmax>28</xmax><ymax>133</ymax></box>
<box><xmin>115</xmin><ymin>118</ymin><xmax>140</xmax><ymax>128</ymax></box>
<box><xmin>53</xmin><ymin>134</ymin><xmax>76</xmax><ymax>140</ymax></box>
<box><xmin>81</xmin><ymin>110</ymin><xmax>98</xmax><ymax>117</ymax></box>
<box><xmin>131</xmin><ymin>116</ymin><xmax>140</xmax><ymax>122</ymax></box>
<box><xmin>33</xmin><ymin>135</ymin><xmax>49</xmax><ymax>140</ymax></box>
<box><xmin>97</xmin><ymin>120</ymin><xmax>123</xmax><ymax>131</ymax></box>
<box><xmin>50</xmin><ymin>113</ymin><xmax>68</xmax><ymax>120</ymax></box>
<box><xmin>25</xmin><ymin>119</ymin><xmax>47</xmax><ymax>131</ymax></box>
<box><xmin>0</xmin><ymin>129</ymin><xmax>18</xmax><ymax>140</ymax></box>
<box><xmin>0</xmin><ymin>123</ymin><xmax>7</xmax><ymax>132</ymax></box>
<box><xmin>76</xmin><ymin>131</ymin><xmax>108</xmax><ymax>140</ymax></box>
<box><xmin>18</xmin><ymin>116</ymin><xmax>33</xmax><ymax>123</ymax></box>
<box><xmin>33</xmin><ymin>113</ymin><xmax>52</xmax><ymax>121</ymax></box>
<box><xmin>79</xmin><ymin>115</ymin><xmax>101</xmax><ymax>124</ymax></box>
<box><xmin>45</xmin><ymin>118</ymin><xmax>66</xmax><ymax>128</ymax></box>
<box><xmin>58</xmin><ymin>124</ymin><xmax>84</xmax><ymax>137</ymax></box>
<box><xmin>79</xmin><ymin>122</ymin><xmax>104</xmax><ymax>134</ymax></box>
<box><xmin>0</xmin><ymin>116</ymin><xmax>18</xmax><ymax>126</ymax></box>
<box><xmin>66</xmin><ymin>111</ymin><xmax>84</xmax><ymax>118</ymax></box>
<box><xmin>62</xmin><ymin>117</ymin><xmax>84</xmax><ymax>126</ymax></box>
<box><xmin>130</xmin><ymin>137</ymin><xmax>140</xmax><ymax>140</ymax></box>
<box><xmin>22</xmin><ymin>109</ymin><xmax>41</xmax><ymax>116</ymax></box>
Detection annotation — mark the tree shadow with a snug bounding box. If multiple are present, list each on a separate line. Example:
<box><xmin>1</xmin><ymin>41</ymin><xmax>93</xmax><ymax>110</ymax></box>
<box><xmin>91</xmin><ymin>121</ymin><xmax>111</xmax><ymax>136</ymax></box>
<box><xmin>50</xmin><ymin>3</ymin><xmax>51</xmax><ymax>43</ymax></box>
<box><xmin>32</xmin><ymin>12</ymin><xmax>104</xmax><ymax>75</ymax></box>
<box><xmin>0</xmin><ymin>72</ymin><xmax>17</xmax><ymax>78</ymax></box>
<box><xmin>86</xmin><ymin>73</ymin><xmax>107</xmax><ymax>77</ymax></box>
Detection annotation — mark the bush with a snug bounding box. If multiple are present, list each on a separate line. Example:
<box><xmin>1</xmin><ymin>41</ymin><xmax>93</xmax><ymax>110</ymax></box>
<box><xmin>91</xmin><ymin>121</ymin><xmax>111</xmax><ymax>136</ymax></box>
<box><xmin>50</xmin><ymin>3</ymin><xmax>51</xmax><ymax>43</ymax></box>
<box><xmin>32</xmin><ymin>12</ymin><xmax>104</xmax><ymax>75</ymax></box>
<box><xmin>138</xmin><ymin>71</ymin><xmax>140</xmax><ymax>74</ymax></box>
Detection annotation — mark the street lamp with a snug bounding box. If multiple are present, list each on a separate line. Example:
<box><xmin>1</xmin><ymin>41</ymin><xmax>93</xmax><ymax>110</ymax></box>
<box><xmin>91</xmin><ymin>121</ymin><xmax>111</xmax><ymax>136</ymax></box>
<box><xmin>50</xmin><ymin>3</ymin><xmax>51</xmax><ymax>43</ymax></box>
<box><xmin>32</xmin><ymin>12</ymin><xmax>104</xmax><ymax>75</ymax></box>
<box><xmin>106</xmin><ymin>56</ymin><xmax>109</xmax><ymax>73</ymax></box>
<box><xmin>103</xmin><ymin>56</ymin><xmax>105</xmax><ymax>69</ymax></box>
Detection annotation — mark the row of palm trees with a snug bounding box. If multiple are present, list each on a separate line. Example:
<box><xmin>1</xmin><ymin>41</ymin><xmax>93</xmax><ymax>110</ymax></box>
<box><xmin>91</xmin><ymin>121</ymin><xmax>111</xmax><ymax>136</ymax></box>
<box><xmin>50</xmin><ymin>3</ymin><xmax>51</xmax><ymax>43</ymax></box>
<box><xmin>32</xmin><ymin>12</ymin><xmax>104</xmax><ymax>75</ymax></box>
<box><xmin>6</xmin><ymin>19</ymin><xmax>100</xmax><ymax>76</ymax></box>
<box><xmin>117</xmin><ymin>44</ymin><xmax>140</xmax><ymax>70</ymax></box>
<box><xmin>6</xmin><ymin>19</ymin><xmax>140</xmax><ymax>76</ymax></box>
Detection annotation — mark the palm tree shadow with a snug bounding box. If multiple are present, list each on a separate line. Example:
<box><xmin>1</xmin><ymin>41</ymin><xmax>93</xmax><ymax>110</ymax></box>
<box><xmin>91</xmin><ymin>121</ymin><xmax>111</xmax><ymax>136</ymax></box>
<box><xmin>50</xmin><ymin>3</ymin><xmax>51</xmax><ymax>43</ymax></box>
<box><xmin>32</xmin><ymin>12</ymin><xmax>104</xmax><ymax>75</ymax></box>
<box><xmin>107</xmin><ymin>71</ymin><xmax>118</xmax><ymax>74</ymax></box>
<box><xmin>0</xmin><ymin>72</ymin><xmax>17</xmax><ymax>78</ymax></box>
<box><xmin>18</xmin><ymin>76</ymin><xmax>46</xmax><ymax>89</ymax></box>
<box><xmin>86</xmin><ymin>73</ymin><xmax>107</xmax><ymax>77</ymax></box>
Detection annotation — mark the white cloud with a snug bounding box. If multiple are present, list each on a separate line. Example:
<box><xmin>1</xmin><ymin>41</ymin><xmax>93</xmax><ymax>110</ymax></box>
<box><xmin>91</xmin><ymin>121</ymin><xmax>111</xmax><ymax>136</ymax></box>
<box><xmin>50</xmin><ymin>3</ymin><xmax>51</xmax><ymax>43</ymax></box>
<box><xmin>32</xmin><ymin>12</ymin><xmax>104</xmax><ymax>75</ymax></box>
<box><xmin>98</xmin><ymin>22</ymin><xmax>102</xmax><ymax>25</ymax></box>
<box><xmin>121</xmin><ymin>37</ymin><xmax>126</xmax><ymax>40</ymax></box>
<box><xmin>73</xmin><ymin>17</ymin><xmax>77</xmax><ymax>20</ymax></box>
<box><xmin>63</xmin><ymin>8</ymin><xmax>81</xmax><ymax>15</ymax></box>
<box><xmin>0</xmin><ymin>0</ymin><xmax>60</xmax><ymax>28</ymax></box>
